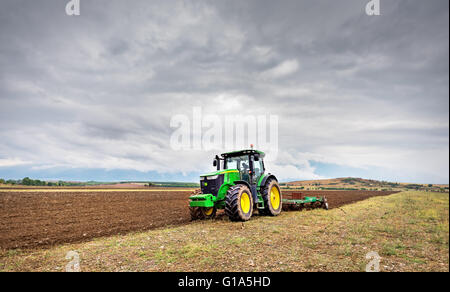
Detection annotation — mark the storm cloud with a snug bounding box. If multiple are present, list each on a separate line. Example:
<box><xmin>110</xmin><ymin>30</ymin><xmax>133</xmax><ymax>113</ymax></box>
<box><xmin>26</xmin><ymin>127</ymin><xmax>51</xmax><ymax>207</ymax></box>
<box><xmin>0</xmin><ymin>0</ymin><xmax>448</xmax><ymax>183</ymax></box>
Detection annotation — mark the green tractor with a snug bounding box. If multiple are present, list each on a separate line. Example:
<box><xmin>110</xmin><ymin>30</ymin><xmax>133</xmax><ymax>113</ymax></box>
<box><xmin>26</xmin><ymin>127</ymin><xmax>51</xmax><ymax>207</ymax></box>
<box><xmin>189</xmin><ymin>148</ymin><xmax>329</xmax><ymax>221</ymax></box>
<box><xmin>189</xmin><ymin>148</ymin><xmax>282</xmax><ymax>221</ymax></box>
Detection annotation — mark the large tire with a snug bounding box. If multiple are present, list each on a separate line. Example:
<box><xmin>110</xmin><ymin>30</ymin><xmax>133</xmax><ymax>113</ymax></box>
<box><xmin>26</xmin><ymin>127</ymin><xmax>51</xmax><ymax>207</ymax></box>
<box><xmin>202</xmin><ymin>207</ymin><xmax>217</xmax><ymax>219</ymax></box>
<box><xmin>225</xmin><ymin>184</ymin><xmax>254</xmax><ymax>221</ymax></box>
<box><xmin>190</xmin><ymin>206</ymin><xmax>217</xmax><ymax>220</ymax></box>
<box><xmin>189</xmin><ymin>189</ymin><xmax>217</xmax><ymax>220</ymax></box>
<box><xmin>190</xmin><ymin>206</ymin><xmax>203</xmax><ymax>221</ymax></box>
<box><xmin>261</xmin><ymin>179</ymin><xmax>282</xmax><ymax>216</ymax></box>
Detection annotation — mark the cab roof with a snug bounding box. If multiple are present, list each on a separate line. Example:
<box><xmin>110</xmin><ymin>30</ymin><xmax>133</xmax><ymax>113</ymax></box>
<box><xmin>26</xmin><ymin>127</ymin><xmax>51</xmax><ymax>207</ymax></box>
<box><xmin>221</xmin><ymin>149</ymin><xmax>265</xmax><ymax>158</ymax></box>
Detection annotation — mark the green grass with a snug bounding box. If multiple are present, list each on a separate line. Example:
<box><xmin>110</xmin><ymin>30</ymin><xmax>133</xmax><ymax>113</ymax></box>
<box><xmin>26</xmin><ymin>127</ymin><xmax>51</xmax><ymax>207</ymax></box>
<box><xmin>0</xmin><ymin>191</ymin><xmax>448</xmax><ymax>272</ymax></box>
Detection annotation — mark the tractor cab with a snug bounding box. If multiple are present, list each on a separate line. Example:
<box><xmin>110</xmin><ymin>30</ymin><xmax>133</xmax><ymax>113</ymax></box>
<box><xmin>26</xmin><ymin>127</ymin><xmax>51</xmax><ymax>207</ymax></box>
<box><xmin>217</xmin><ymin>149</ymin><xmax>265</xmax><ymax>187</ymax></box>
<box><xmin>198</xmin><ymin>149</ymin><xmax>265</xmax><ymax>203</ymax></box>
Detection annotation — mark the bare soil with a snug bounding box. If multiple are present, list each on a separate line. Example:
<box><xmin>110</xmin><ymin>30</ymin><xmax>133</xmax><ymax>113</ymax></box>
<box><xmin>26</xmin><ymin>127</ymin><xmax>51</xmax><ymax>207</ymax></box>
<box><xmin>0</xmin><ymin>189</ymin><xmax>397</xmax><ymax>250</ymax></box>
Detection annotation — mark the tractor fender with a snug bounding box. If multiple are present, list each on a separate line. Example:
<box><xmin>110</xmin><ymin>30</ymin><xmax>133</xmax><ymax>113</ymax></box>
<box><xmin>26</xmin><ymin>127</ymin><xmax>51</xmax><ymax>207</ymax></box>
<box><xmin>260</xmin><ymin>173</ymin><xmax>278</xmax><ymax>189</ymax></box>
<box><xmin>233</xmin><ymin>180</ymin><xmax>252</xmax><ymax>190</ymax></box>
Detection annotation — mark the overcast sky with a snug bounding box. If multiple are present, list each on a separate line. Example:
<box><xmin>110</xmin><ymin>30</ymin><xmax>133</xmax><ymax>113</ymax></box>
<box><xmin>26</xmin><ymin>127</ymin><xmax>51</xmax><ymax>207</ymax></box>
<box><xmin>0</xmin><ymin>0</ymin><xmax>448</xmax><ymax>183</ymax></box>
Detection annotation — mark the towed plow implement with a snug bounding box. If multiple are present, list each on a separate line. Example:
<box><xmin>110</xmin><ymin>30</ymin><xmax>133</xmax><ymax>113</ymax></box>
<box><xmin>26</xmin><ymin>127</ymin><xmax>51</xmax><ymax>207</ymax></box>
<box><xmin>282</xmin><ymin>192</ymin><xmax>329</xmax><ymax>211</ymax></box>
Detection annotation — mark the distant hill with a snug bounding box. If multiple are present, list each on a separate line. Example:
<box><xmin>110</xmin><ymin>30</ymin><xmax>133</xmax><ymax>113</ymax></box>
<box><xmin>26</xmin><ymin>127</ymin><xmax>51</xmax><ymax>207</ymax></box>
<box><xmin>281</xmin><ymin>177</ymin><xmax>449</xmax><ymax>192</ymax></box>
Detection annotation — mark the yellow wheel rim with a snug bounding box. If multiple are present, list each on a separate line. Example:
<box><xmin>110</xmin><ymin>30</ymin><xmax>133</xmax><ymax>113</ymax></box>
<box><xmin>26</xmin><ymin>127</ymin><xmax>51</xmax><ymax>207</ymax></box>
<box><xmin>270</xmin><ymin>186</ymin><xmax>280</xmax><ymax>210</ymax></box>
<box><xmin>204</xmin><ymin>207</ymin><xmax>214</xmax><ymax>216</ymax></box>
<box><xmin>240</xmin><ymin>192</ymin><xmax>251</xmax><ymax>214</ymax></box>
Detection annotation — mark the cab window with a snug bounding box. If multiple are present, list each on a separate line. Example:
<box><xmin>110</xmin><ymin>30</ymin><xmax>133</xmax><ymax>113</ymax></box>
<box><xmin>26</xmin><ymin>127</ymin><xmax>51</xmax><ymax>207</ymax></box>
<box><xmin>225</xmin><ymin>155</ymin><xmax>251</xmax><ymax>181</ymax></box>
<box><xmin>253</xmin><ymin>159</ymin><xmax>264</xmax><ymax>178</ymax></box>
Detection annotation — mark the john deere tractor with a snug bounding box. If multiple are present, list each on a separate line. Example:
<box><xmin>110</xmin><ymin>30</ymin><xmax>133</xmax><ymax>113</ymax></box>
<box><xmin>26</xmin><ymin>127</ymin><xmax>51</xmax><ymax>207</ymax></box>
<box><xmin>189</xmin><ymin>148</ymin><xmax>282</xmax><ymax>221</ymax></box>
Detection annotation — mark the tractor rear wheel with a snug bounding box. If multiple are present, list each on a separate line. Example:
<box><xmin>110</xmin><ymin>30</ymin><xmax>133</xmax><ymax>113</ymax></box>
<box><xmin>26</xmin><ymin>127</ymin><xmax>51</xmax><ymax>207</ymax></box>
<box><xmin>261</xmin><ymin>178</ymin><xmax>282</xmax><ymax>216</ymax></box>
<box><xmin>225</xmin><ymin>184</ymin><xmax>253</xmax><ymax>221</ymax></box>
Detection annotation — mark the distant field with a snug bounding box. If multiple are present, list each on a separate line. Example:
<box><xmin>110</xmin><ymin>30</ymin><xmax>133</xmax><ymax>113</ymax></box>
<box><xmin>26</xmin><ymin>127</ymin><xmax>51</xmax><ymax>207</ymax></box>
<box><xmin>0</xmin><ymin>191</ymin><xmax>447</xmax><ymax>272</ymax></box>
<box><xmin>0</xmin><ymin>182</ymin><xmax>199</xmax><ymax>188</ymax></box>
<box><xmin>0</xmin><ymin>188</ymin><xmax>196</xmax><ymax>192</ymax></box>
<box><xmin>284</xmin><ymin>177</ymin><xmax>449</xmax><ymax>193</ymax></box>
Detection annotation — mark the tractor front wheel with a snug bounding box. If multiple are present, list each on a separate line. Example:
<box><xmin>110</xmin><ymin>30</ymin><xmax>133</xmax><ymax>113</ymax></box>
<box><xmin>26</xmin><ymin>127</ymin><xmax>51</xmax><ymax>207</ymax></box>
<box><xmin>225</xmin><ymin>184</ymin><xmax>253</xmax><ymax>221</ymax></box>
<box><xmin>189</xmin><ymin>206</ymin><xmax>202</xmax><ymax>220</ymax></box>
<box><xmin>201</xmin><ymin>207</ymin><xmax>217</xmax><ymax>219</ymax></box>
<box><xmin>190</xmin><ymin>206</ymin><xmax>217</xmax><ymax>220</ymax></box>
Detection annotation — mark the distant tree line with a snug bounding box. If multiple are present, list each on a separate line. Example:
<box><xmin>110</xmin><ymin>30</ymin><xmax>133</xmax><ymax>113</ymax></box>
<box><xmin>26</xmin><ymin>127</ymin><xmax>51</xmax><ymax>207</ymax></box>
<box><xmin>0</xmin><ymin>177</ymin><xmax>53</xmax><ymax>186</ymax></box>
<box><xmin>0</xmin><ymin>178</ymin><xmax>199</xmax><ymax>188</ymax></box>
<box><xmin>0</xmin><ymin>177</ymin><xmax>69</xmax><ymax>186</ymax></box>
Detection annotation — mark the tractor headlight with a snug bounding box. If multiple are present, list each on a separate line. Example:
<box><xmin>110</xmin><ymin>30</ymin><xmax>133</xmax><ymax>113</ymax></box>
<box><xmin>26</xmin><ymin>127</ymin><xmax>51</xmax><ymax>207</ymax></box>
<box><xmin>207</xmin><ymin>175</ymin><xmax>219</xmax><ymax>180</ymax></box>
<box><xmin>200</xmin><ymin>176</ymin><xmax>206</xmax><ymax>180</ymax></box>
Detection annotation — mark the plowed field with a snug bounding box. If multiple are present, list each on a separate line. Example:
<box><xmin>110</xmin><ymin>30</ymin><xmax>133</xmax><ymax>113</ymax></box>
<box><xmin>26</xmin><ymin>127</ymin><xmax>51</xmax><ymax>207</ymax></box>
<box><xmin>0</xmin><ymin>189</ymin><xmax>397</xmax><ymax>249</ymax></box>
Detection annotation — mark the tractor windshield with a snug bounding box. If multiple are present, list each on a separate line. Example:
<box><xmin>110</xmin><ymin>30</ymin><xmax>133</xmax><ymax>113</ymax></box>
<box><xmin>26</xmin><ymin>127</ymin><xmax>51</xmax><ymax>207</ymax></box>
<box><xmin>225</xmin><ymin>155</ymin><xmax>248</xmax><ymax>170</ymax></box>
<box><xmin>225</xmin><ymin>155</ymin><xmax>251</xmax><ymax>182</ymax></box>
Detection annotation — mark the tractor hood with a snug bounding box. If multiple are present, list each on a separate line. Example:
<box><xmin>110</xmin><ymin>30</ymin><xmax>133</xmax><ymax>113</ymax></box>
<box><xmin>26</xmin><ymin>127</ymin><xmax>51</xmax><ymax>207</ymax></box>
<box><xmin>200</xmin><ymin>169</ymin><xmax>239</xmax><ymax>178</ymax></box>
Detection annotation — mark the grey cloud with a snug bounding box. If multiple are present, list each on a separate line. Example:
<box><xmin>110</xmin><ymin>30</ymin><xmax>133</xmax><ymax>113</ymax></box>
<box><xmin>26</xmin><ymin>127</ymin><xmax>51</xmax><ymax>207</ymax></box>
<box><xmin>0</xmin><ymin>0</ymin><xmax>448</xmax><ymax>183</ymax></box>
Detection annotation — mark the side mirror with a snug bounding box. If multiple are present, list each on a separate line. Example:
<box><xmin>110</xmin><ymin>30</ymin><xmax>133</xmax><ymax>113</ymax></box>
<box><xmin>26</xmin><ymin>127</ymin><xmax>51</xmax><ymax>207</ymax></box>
<box><xmin>254</xmin><ymin>154</ymin><xmax>260</xmax><ymax>161</ymax></box>
<box><xmin>214</xmin><ymin>155</ymin><xmax>221</xmax><ymax>170</ymax></box>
